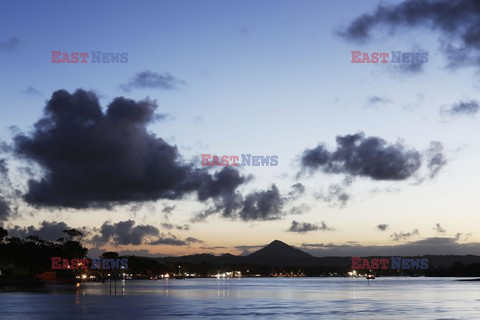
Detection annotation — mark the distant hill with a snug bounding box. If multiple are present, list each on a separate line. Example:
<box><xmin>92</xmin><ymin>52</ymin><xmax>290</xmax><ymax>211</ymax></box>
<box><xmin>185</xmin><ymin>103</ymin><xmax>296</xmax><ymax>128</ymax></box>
<box><xmin>244</xmin><ymin>240</ymin><xmax>317</xmax><ymax>266</ymax></box>
<box><xmin>159</xmin><ymin>240</ymin><xmax>347</xmax><ymax>267</ymax></box>
<box><xmin>156</xmin><ymin>240</ymin><xmax>480</xmax><ymax>268</ymax></box>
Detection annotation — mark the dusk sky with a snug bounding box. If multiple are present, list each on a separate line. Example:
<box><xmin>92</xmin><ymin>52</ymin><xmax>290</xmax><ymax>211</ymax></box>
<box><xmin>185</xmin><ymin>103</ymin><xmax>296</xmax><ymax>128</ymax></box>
<box><xmin>1</xmin><ymin>0</ymin><xmax>479</xmax><ymax>257</ymax></box>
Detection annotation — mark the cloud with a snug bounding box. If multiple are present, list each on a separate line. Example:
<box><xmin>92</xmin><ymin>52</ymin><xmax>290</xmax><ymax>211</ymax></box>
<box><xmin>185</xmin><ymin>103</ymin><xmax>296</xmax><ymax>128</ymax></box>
<box><xmin>424</xmin><ymin>141</ymin><xmax>447</xmax><ymax>179</ymax></box>
<box><xmin>338</xmin><ymin>0</ymin><xmax>480</xmax><ymax>70</ymax></box>
<box><xmin>149</xmin><ymin>236</ymin><xmax>189</xmax><ymax>246</ymax></box>
<box><xmin>0</xmin><ymin>197</ymin><xmax>11</xmax><ymax>221</ymax></box>
<box><xmin>314</xmin><ymin>177</ymin><xmax>352</xmax><ymax>208</ymax></box>
<box><xmin>455</xmin><ymin>232</ymin><xmax>472</xmax><ymax>241</ymax></box>
<box><xmin>197</xmin><ymin>167</ymin><xmax>251</xmax><ymax>217</ymax></box>
<box><xmin>92</xmin><ymin>220</ymin><xmax>159</xmax><ymax>246</ymax></box>
<box><xmin>288</xmin><ymin>203</ymin><xmax>311</xmax><ymax>215</ymax></box>
<box><xmin>121</xmin><ymin>70</ymin><xmax>185</xmax><ymax>92</ymax></box>
<box><xmin>192</xmin><ymin>183</ymin><xmax>286</xmax><ymax>222</ymax></box>
<box><xmin>441</xmin><ymin>100</ymin><xmax>479</xmax><ymax>117</ymax></box>
<box><xmin>366</xmin><ymin>96</ymin><xmax>391</xmax><ymax>106</ymax></box>
<box><xmin>8</xmin><ymin>221</ymin><xmax>74</xmax><ymax>241</ymax></box>
<box><xmin>162</xmin><ymin>205</ymin><xmax>176</xmax><ymax>214</ymax></box>
<box><xmin>161</xmin><ymin>223</ymin><xmax>190</xmax><ymax>231</ymax></box>
<box><xmin>91</xmin><ymin>219</ymin><xmax>200</xmax><ymax>246</ymax></box>
<box><xmin>20</xmin><ymin>86</ymin><xmax>43</xmax><ymax>96</ymax></box>
<box><xmin>13</xmin><ymin>89</ymin><xmax>249</xmax><ymax>210</ymax></box>
<box><xmin>391</xmin><ymin>61</ymin><xmax>425</xmax><ymax>74</ymax></box>
<box><xmin>287</xmin><ymin>183</ymin><xmax>305</xmax><ymax>200</ymax></box>
<box><xmin>199</xmin><ymin>246</ymin><xmax>228</xmax><ymax>250</ymax></box>
<box><xmin>0</xmin><ymin>37</ymin><xmax>20</xmax><ymax>51</ymax></box>
<box><xmin>185</xmin><ymin>237</ymin><xmax>203</xmax><ymax>244</ymax></box>
<box><xmin>302</xmin><ymin>237</ymin><xmax>480</xmax><ymax>256</ymax></box>
<box><xmin>0</xmin><ymin>159</ymin><xmax>15</xmax><ymax>221</ymax></box>
<box><xmin>300</xmin><ymin>132</ymin><xmax>434</xmax><ymax>181</ymax></box>
<box><xmin>433</xmin><ymin>223</ymin><xmax>446</xmax><ymax>234</ymax></box>
<box><xmin>288</xmin><ymin>220</ymin><xmax>334</xmax><ymax>233</ymax></box>
<box><xmin>239</xmin><ymin>185</ymin><xmax>284</xmax><ymax>221</ymax></box>
<box><xmin>390</xmin><ymin>228</ymin><xmax>420</xmax><ymax>241</ymax></box>
<box><xmin>376</xmin><ymin>224</ymin><xmax>389</xmax><ymax>231</ymax></box>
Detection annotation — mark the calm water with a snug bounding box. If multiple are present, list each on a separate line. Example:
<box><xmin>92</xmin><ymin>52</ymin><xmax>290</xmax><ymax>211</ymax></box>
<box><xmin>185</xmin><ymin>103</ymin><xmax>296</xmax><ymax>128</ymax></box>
<box><xmin>0</xmin><ymin>277</ymin><xmax>479</xmax><ymax>319</ymax></box>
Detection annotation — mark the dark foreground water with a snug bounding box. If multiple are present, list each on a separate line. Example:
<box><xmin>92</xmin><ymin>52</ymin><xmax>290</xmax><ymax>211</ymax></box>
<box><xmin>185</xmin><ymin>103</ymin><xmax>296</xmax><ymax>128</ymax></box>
<box><xmin>0</xmin><ymin>277</ymin><xmax>479</xmax><ymax>319</ymax></box>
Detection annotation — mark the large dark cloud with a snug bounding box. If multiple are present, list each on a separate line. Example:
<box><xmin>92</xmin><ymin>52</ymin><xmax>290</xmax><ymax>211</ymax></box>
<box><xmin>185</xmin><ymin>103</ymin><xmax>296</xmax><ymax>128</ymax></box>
<box><xmin>239</xmin><ymin>185</ymin><xmax>284</xmax><ymax>221</ymax></box>
<box><xmin>288</xmin><ymin>220</ymin><xmax>334</xmax><ymax>233</ymax></box>
<box><xmin>8</xmin><ymin>221</ymin><xmax>72</xmax><ymax>241</ymax></box>
<box><xmin>197</xmin><ymin>166</ymin><xmax>251</xmax><ymax>217</ymax></box>
<box><xmin>91</xmin><ymin>219</ymin><xmax>200</xmax><ymax>246</ymax></box>
<box><xmin>300</xmin><ymin>132</ymin><xmax>444</xmax><ymax>182</ymax></box>
<box><xmin>13</xmin><ymin>89</ymin><xmax>248</xmax><ymax>210</ymax></box>
<box><xmin>121</xmin><ymin>70</ymin><xmax>185</xmax><ymax>92</ymax></box>
<box><xmin>93</xmin><ymin>220</ymin><xmax>159</xmax><ymax>245</ymax></box>
<box><xmin>193</xmin><ymin>184</ymin><xmax>285</xmax><ymax>222</ymax></box>
<box><xmin>338</xmin><ymin>0</ymin><xmax>480</xmax><ymax>70</ymax></box>
<box><xmin>441</xmin><ymin>100</ymin><xmax>479</xmax><ymax>117</ymax></box>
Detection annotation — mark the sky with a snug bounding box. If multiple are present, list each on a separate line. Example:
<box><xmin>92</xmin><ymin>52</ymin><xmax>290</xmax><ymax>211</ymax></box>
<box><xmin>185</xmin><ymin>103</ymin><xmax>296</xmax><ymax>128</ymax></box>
<box><xmin>1</xmin><ymin>0</ymin><xmax>479</xmax><ymax>257</ymax></box>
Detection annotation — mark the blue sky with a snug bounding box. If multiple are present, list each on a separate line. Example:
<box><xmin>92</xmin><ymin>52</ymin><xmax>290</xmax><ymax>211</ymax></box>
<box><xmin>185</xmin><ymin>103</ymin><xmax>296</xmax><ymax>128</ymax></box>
<box><xmin>1</xmin><ymin>0</ymin><xmax>479</xmax><ymax>256</ymax></box>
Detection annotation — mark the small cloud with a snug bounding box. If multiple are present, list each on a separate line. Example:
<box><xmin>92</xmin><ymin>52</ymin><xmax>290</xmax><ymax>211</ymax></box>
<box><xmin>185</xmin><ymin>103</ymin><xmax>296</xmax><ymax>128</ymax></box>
<box><xmin>424</xmin><ymin>141</ymin><xmax>447</xmax><ymax>179</ymax></box>
<box><xmin>121</xmin><ymin>70</ymin><xmax>185</xmax><ymax>92</ymax></box>
<box><xmin>390</xmin><ymin>228</ymin><xmax>420</xmax><ymax>241</ymax></box>
<box><xmin>288</xmin><ymin>220</ymin><xmax>334</xmax><ymax>233</ymax></box>
<box><xmin>185</xmin><ymin>236</ymin><xmax>203</xmax><ymax>244</ymax></box>
<box><xmin>440</xmin><ymin>100</ymin><xmax>479</xmax><ymax>117</ymax></box>
<box><xmin>376</xmin><ymin>224</ymin><xmax>389</xmax><ymax>231</ymax></box>
<box><xmin>20</xmin><ymin>86</ymin><xmax>43</xmax><ymax>96</ymax></box>
<box><xmin>390</xmin><ymin>61</ymin><xmax>425</xmax><ymax>74</ymax></box>
<box><xmin>287</xmin><ymin>183</ymin><xmax>305</xmax><ymax>200</ymax></box>
<box><xmin>193</xmin><ymin>116</ymin><xmax>204</xmax><ymax>124</ymax></box>
<box><xmin>0</xmin><ymin>37</ymin><xmax>20</xmax><ymax>51</ymax></box>
<box><xmin>161</xmin><ymin>223</ymin><xmax>190</xmax><ymax>231</ymax></box>
<box><xmin>366</xmin><ymin>96</ymin><xmax>391</xmax><ymax>107</ymax></box>
<box><xmin>454</xmin><ymin>232</ymin><xmax>472</xmax><ymax>242</ymax></box>
<box><xmin>433</xmin><ymin>223</ymin><xmax>446</xmax><ymax>234</ymax></box>
<box><xmin>314</xmin><ymin>177</ymin><xmax>352</xmax><ymax>208</ymax></box>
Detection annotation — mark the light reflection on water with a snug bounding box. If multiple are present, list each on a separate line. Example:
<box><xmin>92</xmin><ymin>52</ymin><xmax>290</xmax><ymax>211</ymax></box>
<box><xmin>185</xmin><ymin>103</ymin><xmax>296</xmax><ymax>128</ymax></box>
<box><xmin>1</xmin><ymin>277</ymin><xmax>479</xmax><ymax>319</ymax></box>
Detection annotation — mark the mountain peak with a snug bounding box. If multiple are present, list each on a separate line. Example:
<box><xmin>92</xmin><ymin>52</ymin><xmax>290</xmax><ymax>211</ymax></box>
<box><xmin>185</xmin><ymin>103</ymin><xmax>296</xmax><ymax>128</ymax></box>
<box><xmin>248</xmin><ymin>240</ymin><xmax>312</xmax><ymax>260</ymax></box>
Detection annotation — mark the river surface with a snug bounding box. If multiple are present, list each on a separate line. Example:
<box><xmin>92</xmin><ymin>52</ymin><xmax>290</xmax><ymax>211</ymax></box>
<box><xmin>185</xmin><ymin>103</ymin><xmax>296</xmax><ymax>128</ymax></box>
<box><xmin>0</xmin><ymin>277</ymin><xmax>479</xmax><ymax>319</ymax></box>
